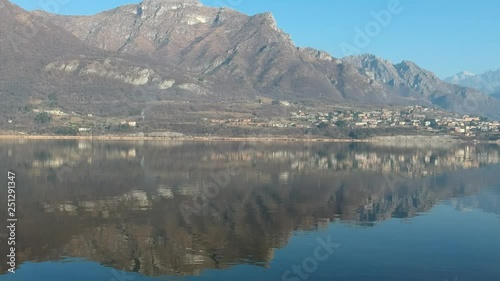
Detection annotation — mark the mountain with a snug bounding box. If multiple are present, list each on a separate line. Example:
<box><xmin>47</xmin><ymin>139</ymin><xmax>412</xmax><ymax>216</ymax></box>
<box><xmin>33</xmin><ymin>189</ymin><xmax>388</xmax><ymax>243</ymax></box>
<box><xmin>1</xmin><ymin>0</ymin><xmax>500</xmax><ymax>125</ymax></box>
<box><xmin>0</xmin><ymin>0</ymin><xmax>185</xmax><ymax>119</ymax></box>
<box><xmin>31</xmin><ymin>0</ymin><xmax>382</xmax><ymax>102</ymax></box>
<box><xmin>445</xmin><ymin>69</ymin><xmax>500</xmax><ymax>96</ymax></box>
<box><xmin>0</xmin><ymin>0</ymin><xmax>96</xmax><ymax>115</ymax></box>
<box><xmin>343</xmin><ymin>54</ymin><xmax>500</xmax><ymax>117</ymax></box>
<box><xmin>445</xmin><ymin>71</ymin><xmax>476</xmax><ymax>84</ymax></box>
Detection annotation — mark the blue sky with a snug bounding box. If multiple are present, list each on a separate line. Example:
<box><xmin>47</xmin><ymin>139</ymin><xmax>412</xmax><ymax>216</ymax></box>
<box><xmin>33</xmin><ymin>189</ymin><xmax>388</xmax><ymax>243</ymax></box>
<box><xmin>10</xmin><ymin>0</ymin><xmax>500</xmax><ymax>78</ymax></box>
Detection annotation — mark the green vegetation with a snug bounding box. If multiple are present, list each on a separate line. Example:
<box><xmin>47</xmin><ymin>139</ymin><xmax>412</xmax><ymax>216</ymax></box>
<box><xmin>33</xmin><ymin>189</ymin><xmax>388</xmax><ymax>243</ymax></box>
<box><xmin>335</xmin><ymin>120</ymin><xmax>348</xmax><ymax>128</ymax></box>
<box><xmin>119</xmin><ymin>123</ymin><xmax>131</xmax><ymax>130</ymax></box>
<box><xmin>348</xmin><ymin>129</ymin><xmax>373</xmax><ymax>140</ymax></box>
<box><xmin>18</xmin><ymin>105</ymin><xmax>32</xmax><ymax>114</ymax></box>
<box><xmin>53</xmin><ymin>127</ymin><xmax>79</xmax><ymax>136</ymax></box>
<box><xmin>317</xmin><ymin>122</ymin><xmax>329</xmax><ymax>129</ymax></box>
<box><xmin>35</xmin><ymin>112</ymin><xmax>52</xmax><ymax>124</ymax></box>
<box><xmin>48</xmin><ymin>93</ymin><xmax>58</xmax><ymax>108</ymax></box>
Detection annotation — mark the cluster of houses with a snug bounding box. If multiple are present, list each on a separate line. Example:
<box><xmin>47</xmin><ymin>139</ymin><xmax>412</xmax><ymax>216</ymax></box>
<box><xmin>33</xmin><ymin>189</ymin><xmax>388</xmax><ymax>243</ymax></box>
<box><xmin>33</xmin><ymin>109</ymin><xmax>68</xmax><ymax>116</ymax></box>
<box><xmin>33</xmin><ymin>108</ymin><xmax>141</xmax><ymax>133</ymax></box>
<box><xmin>288</xmin><ymin>106</ymin><xmax>500</xmax><ymax>137</ymax></box>
<box><xmin>201</xmin><ymin>104</ymin><xmax>500</xmax><ymax>138</ymax></box>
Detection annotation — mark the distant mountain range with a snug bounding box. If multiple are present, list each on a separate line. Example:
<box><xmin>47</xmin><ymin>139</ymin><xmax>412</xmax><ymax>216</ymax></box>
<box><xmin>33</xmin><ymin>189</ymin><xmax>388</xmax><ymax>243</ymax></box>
<box><xmin>445</xmin><ymin>70</ymin><xmax>500</xmax><ymax>98</ymax></box>
<box><xmin>1</xmin><ymin>0</ymin><xmax>500</xmax><ymax>121</ymax></box>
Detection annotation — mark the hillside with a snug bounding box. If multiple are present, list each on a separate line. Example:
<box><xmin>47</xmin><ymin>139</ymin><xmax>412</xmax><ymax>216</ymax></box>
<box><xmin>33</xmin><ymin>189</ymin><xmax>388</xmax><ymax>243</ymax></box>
<box><xmin>1</xmin><ymin>0</ymin><xmax>499</xmax><ymax>135</ymax></box>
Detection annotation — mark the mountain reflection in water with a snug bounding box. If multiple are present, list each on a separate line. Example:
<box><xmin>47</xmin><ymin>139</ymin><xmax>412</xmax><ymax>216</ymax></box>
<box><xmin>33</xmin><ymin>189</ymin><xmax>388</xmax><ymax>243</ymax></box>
<box><xmin>0</xmin><ymin>140</ymin><xmax>499</xmax><ymax>279</ymax></box>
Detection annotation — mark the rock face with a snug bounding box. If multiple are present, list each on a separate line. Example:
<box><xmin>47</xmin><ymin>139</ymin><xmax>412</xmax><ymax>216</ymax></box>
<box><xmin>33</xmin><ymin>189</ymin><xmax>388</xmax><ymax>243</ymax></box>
<box><xmin>344</xmin><ymin>54</ymin><xmax>466</xmax><ymax>98</ymax></box>
<box><xmin>44</xmin><ymin>59</ymin><xmax>182</xmax><ymax>88</ymax></box>
<box><xmin>445</xmin><ymin>69</ymin><xmax>500</xmax><ymax>97</ymax></box>
<box><xmin>1</xmin><ymin>0</ymin><xmax>500</xmax><ymax>120</ymax></box>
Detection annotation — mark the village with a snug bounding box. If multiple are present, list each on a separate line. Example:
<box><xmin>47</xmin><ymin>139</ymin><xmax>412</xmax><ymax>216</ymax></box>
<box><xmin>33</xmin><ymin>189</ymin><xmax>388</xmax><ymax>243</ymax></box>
<box><xmin>206</xmin><ymin>103</ymin><xmax>500</xmax><ymax>138</ymax></box>
<box><xmin>14</xmin><ymin>102</ymin><xmax>500</xmax><ymax>140</ymax></box>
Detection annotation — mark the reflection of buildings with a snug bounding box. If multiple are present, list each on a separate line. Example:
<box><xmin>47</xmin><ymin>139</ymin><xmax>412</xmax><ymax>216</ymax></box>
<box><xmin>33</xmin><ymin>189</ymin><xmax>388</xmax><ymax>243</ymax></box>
<box><xmin>32</xmin><ymin>157</ymin><xmax>65</xmax><ymax>168</ymax></box>
<box><xmin>43</xmin><ymin>189</ymin><xmax>152</xmax><ymax>215</ymax></box>
<box><xmin>273</xmin><ymin>146</ymin><xmax>500</xmax><ymax>179</ymax></box>
<box><xmin>77</xmin><ymin>141</ymin><xmax>92</xmax><ymax>150</ymax></box>
<box><xmin>105</xmin><ymin>148</ymin><xmax>137</xmax><ymax>159</ymax></box>
<box><xmin>197</xmin><ymin>146</ymin><xmax>500</xmax><ymax>180</ymax></box>
<box><xmin>279</xmin><ymin>172</ymin><xmax>289</xmax><ymax>184</ymax></box>
<box><xmin>317</xmin><ymin>218</ymin><xmax>331</xmax><ymax>230</ymax></box>
<box><xmin>157</xmin><ymin>185</ymin><xmax>174</xmax><ymax>199</ymax></box>
<box><xmin>29</xmin><ymin>141</ymin><xmax>500</xmax><ymax>184</ymax></box>
<box><xmin>2</xmin><ymin>141</ymin><xmax>500</xmax><ymax>277</ymax></box>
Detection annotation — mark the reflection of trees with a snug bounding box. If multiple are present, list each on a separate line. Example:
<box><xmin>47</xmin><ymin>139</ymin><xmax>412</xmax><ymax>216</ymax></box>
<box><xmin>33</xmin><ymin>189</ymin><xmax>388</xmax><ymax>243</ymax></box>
<box><xmin>0</xmin><ymin>141</ymin><xmax>499</xmax><ymax>276</ymax></box>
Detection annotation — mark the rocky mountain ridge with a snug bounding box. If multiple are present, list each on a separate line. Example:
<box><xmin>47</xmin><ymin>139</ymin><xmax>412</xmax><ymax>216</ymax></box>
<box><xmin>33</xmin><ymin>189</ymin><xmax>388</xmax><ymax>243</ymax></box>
<box><xmin>343</xmin><ymin>54</ymin><xmax>500</xmax><ymax>116</ymax></box>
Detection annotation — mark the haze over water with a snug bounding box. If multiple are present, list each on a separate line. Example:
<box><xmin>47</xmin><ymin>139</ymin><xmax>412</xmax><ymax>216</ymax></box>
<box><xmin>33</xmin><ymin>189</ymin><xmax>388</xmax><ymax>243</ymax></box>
<box><xmin>1</xmin><ymin>140</ymin><xmax>500</xmax><ymax>281</ymax></box>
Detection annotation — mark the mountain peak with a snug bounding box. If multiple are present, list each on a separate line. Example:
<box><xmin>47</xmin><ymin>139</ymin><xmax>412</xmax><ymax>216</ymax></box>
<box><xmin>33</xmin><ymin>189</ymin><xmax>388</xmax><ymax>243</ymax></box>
<box><xmin>142</xmin><ymin>0</ymin><xmax>201</xmax><ymax>3</ymax></box>
<box><xmin>139</xmin><ymin>0</ymin><xmax>202</xmax><ymax>13</ymax></box>
<box><xmin>357</xmin><ymin>53</ymin><xmax>380</xmax><ymax>60</ymax></box>
<box><xmin>449</xmin><ymin>70</ymin><xmax>475</xmax><ymax>78</ymax></box>
<box><xmin>399</xmin><ymin>60</ymin><xmax>419</xmax><ymax>67</ymax></box>
<box><xmin>459</xmin><ymin>70</ymin><xmax>475</xmax><ymax>76</ymax></box>
<box><xmin>251</xmin><ymin>12</ymin><xmax>278</xmax><ymax>25</ymax></box>
<box><xmin>348</xmin><ymin>54</ymin><xmax>394</xmax><ymax>64</ymax></box>
<box><xmin>141</xmin><ymin>0</ymin><xmax>202</xmax><ymax>7</ymax></box>
<box><xmin>444</xmin><ymin>71</ymin><xmax>477</xmax><ymax>84</ymax></box>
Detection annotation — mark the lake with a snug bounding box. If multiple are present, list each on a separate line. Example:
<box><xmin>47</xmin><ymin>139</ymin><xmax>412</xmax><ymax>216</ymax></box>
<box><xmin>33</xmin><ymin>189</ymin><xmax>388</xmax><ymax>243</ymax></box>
<box><xmin>0</xmin><ymin>140</ymin><xmax>499</xmax><ymax>281</ymax></box>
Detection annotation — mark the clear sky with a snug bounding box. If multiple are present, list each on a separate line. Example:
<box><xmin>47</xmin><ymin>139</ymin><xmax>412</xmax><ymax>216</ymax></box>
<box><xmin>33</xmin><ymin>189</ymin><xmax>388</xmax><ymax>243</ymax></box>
<box><xmin>10</xmin><ymin>0</ymin><xmax>500</xmax><ymax>78</ymax></box>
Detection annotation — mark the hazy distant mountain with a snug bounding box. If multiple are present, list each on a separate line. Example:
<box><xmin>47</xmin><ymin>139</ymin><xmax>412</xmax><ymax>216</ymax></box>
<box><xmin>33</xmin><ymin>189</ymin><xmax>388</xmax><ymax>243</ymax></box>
<box><xmin>445</xmin><ymin>71</ymin><xmax>476</xmax><ymax>84</ymax></box>
<box><xmin>445</xmin><ymin>69</ymin><xmax>500</xmax><ymax>97</ymax></box>
<box><xmin>2</xmin><ymin>0</ymin><xmax>500</xmax><ymax>121</ymax></box>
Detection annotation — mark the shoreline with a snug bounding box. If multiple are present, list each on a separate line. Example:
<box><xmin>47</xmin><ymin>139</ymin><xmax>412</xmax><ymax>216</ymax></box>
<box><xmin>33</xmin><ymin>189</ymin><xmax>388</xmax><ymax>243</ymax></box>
<box><xmin>0</xmin><ymin>134</ymin><xmax>368</xmax><ymax>143</ymax></box>
<box><xmin>0</xmin><ymin>134</ymin><xmax>498</xmax><ymax>144</ymax></box>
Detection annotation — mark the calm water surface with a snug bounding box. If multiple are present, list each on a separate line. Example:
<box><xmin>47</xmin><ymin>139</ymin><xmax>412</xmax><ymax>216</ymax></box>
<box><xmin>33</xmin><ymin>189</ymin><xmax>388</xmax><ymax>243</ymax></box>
<box><xmin>0</xmin><ymin>140</ymin><xmax>499</xmax><ymax>281</ymax></box>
